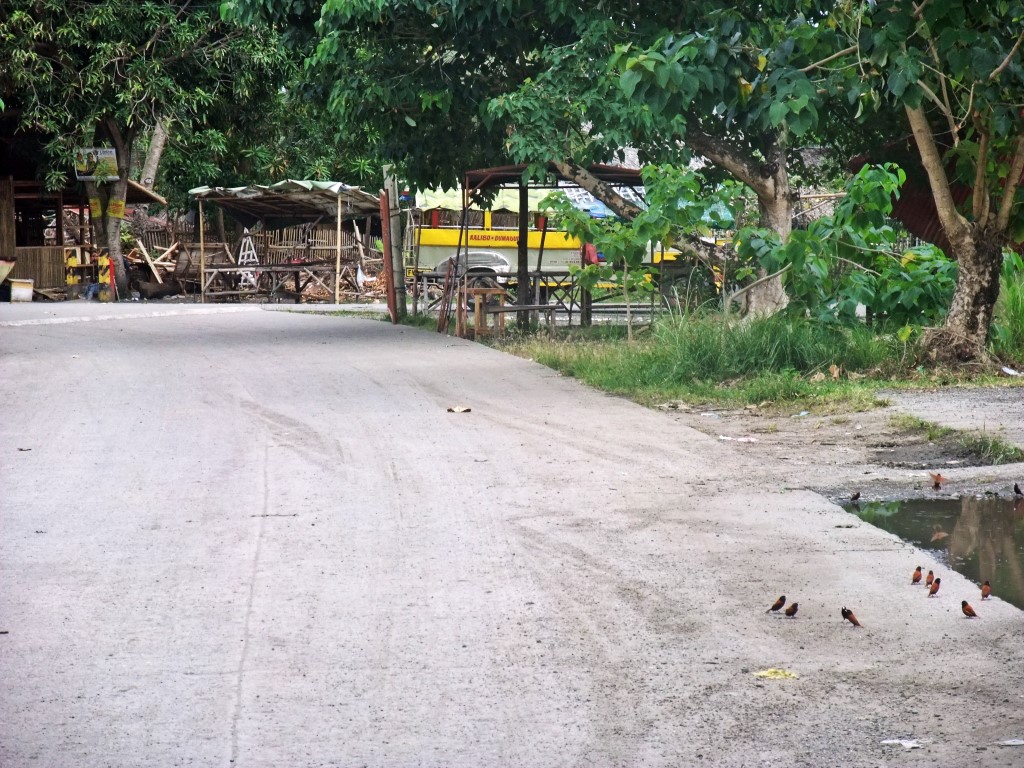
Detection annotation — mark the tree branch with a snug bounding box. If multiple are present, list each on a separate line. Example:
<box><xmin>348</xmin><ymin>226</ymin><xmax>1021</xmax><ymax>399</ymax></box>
<box><xmin>995</xmin><ymin>135</ymin><xmax>1024</xmax><ymax>231</ymax></box>
<box><xmin>684</xmin><ymin>127</ymin><xmax>760</xmax><ymax>190</ymax></box>
<box><xmin>904</xmin><ymin>104</ymin><xmax>971</xmax><ymax>243</ymax></box>
<box><xmin>728</xmin><ymin>263</ymin><xmax>791</xmax><ymax>306</ymax></box>
<box><xmin>972</xmin><ymin>126</ymin><xmax>989</xmax><ymax>221</ymax></box>
<box><xmin>990</xmin><ymin>29</ymin><xmax>1024</xmax><ymax>81</ymax></box>
<box><xmin>916</xmin><ymin>79</ymin><xmax>959</xmax><ymax>143</ymax></box>
<box><xmin>550</xmin><ymin>159</ymin><xmax>644</xmax><ymax>219</ymax></box>
<box><xmin>799</xmin><ymin>44</ymin><xmax>858</xmax><ymax>74</ymax></box>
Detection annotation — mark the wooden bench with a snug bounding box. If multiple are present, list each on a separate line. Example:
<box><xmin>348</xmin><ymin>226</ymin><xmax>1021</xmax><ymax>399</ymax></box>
<box><xmin>482</xmin><ymin>303</ymin><xmax>557</xmax><ymax>339</ymax></box>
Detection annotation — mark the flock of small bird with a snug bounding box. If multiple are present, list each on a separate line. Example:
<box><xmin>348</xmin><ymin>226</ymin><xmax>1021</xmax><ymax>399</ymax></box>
<box><xmin>765</xmin><ymin>478</ymin><xmax>1017</xmax><ymax>625</ymax></box>
<box><xmin>766</xmin><ymin>565</ymin><xmax>992</xmax><ymax>626</ymax></box>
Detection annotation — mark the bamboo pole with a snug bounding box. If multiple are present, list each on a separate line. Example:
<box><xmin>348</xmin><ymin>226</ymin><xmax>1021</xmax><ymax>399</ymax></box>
<box><xmin>199</xmin><ymin>200</ymin><xmax>206</xmax><ymax>303</ymax></box>
<box><xmin>335</xmin><ymin>193</ymin><xmax>342</xmax><ymax>304</ymax></box>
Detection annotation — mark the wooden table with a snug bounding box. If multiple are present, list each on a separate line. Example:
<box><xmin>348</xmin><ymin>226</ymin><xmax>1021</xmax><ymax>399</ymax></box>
<box><xmin>202</xmin><ymin>262</ymin><xmax>348</xmax><ymax>302</ymax></box>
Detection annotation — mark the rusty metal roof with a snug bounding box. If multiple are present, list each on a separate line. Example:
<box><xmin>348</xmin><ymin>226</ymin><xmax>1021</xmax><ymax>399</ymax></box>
<box><xmin>189</xmin><ymin>180</ymin><xmax>379</xmax><ymax>228</ymax></box>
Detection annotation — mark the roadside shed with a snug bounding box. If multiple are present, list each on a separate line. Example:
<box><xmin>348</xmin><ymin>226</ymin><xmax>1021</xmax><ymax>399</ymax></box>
<box><xmin>1</xmin><ymin>177</ymin><xmax>167</xmax><ymax>291</ymax></box>
<box><xmin>189</xmin><ymin>180</ymin><xmax>380</xmax><ymax>303</ymax></box>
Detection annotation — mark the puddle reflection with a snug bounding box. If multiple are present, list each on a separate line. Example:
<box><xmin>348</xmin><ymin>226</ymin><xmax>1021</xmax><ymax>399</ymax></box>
<box><xmin>843</xmin><ymin>496</ymin><xmax>1024</xmax><ymax>610</ymax></box>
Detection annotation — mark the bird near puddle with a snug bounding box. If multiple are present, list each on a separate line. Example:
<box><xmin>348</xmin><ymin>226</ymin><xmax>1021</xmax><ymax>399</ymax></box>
<box><xmin>928</xmin><ymin>577</ymin><xmax>941</xmax><ymax>597</ymax></box>
<box><xmin>929</xmin><ymin>472</ymin><xmax>946</xmax><ymax>490</ymax></box>
<box><xmin>767</xmin><ymin>595</ymin><xmax>786</xmax><ymax>614</ymax></box>
<box><xmin>925</xmin><ymin>569</ymin><xmax>934</xmax><ymax>587</ymax></box>
<box><xmin>912</xmin><ymin>566</ymin><xmax>922</xmax><ymax>585</ymax></box>
<box><xmin>961</xmin><ymin>600</ymin><xmax>979</xmax><ymax>618</ymax></box>
<box><xmin>785</xmin><ymin>603</ymin><xmax>799</xmax><ymax>618</ymax></box>
<box><xmin>982</xmin><ymin>581</ymin><xmax>991</xmax><ymax>600</ymax></box>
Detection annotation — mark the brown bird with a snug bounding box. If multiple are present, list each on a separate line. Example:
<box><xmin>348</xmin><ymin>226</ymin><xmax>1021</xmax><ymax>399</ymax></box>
<box><xmin>785</xmin><ymin>602</ymin><xmax>799</xmax><ymax>618</ymax></box>
<box><xmin>928</xmin><ymin>577</ymin><xmax>941</xmax><ymax>597</ymax></box>
<box><xmin>961</xmin><ymin>600</ymin><xmax>978</xmax><ymax>618</ymax></box>
<box><xmin>929</xmin><ymin>472</ymin><xmax>945</xmax><ymax>490</ymax></box>
<box><xmin>1015</xmin><ymin>483</ymin><xmax>1022</xmax><ymax>497</ymax></box>
<box><xmin>850</xmin><ymin>491</ymin><xmax>861</xmax><ymax>502</ymax></box>
<box><xmin>925</xmin><ymin>570</ymin><xmax>934</xmax><ymax>587</ymax></box>
<box><xmin>767</xmin><ymin>595</ymin><xmax>786</xmax><ymax>614</ymax></box>
<box><xmin>982</xmin><ymin>581</ymin><xmax>991</xmax><ymax>600</ymax></box>
<box><xmin>912</xmin><ymin>566</ymin><xmax>923</xmax><ymax>585</ymax></box>
<box><xmin>841</xmin><ymin>606</ymin><xmax>862</xmax><ymax>627</ymax></box>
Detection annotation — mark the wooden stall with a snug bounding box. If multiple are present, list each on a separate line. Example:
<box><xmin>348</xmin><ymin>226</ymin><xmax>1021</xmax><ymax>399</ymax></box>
<box><xmin>189</xmin><ymin>180</ymin><xmax>380</xmax><ymax>304</ymax></box>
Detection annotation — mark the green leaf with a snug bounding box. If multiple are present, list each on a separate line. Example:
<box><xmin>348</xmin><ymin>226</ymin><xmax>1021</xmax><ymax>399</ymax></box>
<box><xmin>768</xmin><ymin>101</ymin><xmax>788</xmax><ymax>127</ymax></box>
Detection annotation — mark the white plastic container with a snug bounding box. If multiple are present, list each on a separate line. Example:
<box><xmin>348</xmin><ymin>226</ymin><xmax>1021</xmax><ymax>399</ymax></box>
<box><xmin>9</xmin><ymin>278</ymin><xmax>33</xmax><ymax>301</ymax></box>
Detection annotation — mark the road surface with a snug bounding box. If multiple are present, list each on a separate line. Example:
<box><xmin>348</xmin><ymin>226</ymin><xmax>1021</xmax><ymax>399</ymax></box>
<box><xmin>1</xmin><ymin>304</ymin><xmax>1022</xmax><ymax>767</ymax></box>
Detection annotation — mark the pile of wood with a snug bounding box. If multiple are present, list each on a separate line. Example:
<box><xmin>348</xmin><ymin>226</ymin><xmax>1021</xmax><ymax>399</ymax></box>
<box><xmin>125</xmin><ymin>239</ymin><xmax>195</xmax><ymax>299</ymax></box>
<box><xmin>124</xmin><ymin>239</ymin><xmax>180</xmax><ymax>284</ymax></box>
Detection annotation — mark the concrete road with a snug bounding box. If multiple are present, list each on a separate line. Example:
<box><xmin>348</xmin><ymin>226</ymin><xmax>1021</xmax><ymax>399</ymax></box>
<box><xmin>1</xmin><ymin>306</ymin><xmax>1023</xmax><ymax>767</ymax></box>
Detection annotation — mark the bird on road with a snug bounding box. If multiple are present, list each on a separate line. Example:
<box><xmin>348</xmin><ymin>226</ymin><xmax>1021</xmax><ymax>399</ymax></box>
<box><xmin>928</xmin><ymin>577</ymin><xmax>941</xmax><ymax>597</ymax></box>
<box><xmin>912</xmin><ymin>566</ymin><xmax>923</xmax><ymax>585</ymax></box>
<box><xmin>1014</xmin><ymin>483</ymin><xmax>1022</xmax><ymax>497</ymax></box>
<box><xmin>925</xmin><ymin>570</ymin><xmax>934</xmax><ymax>587</ymax></box>
<box><xmin>841</xmin><ymin>607</ymin><xmax>862</xmax><ymax>627</ymax></box>
<box><xmin>785</xmin><ymin>603</ymin><xmax>799</xmax><ymax>618</ymax></box>
<box><xmin>982</xmin><ymin>581</ymin><xmax>991</xmax><ymax>600</ymax></box>
<box><xmin>929</xmin><ymin>472</ymin><xmax>946</xmax><ymax>490</ymax></box>
<box><xmin>767</xmin><ymin>595</ymin><xmax>786</xmax><ymax>614</ymax></box>
<box><xmin>961</xmin><ymin>600</ymin><xmax>979</xmax><ymax>618</ymax></box>
<box><xmin>850</xmin><ymin>491</ymin><xmax>861</xmax><ymax>503</ymax></box>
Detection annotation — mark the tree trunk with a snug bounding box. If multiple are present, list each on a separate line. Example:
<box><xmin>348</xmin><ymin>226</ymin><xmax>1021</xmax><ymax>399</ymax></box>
<box><xmin>139</xmin><ymin>117</ymin><xmax>169</xmax><ymax>190</ymax></box>
<box><xmin>923</xmin><ymin>227</ymin><xmax>1002</xmax><ymax>362</ymax></box>
<box><xmin>685</xmin><ymin>129</ymin><xmax>793</xmax><ymax>317</ymax></box>
<box><xmin>741</xmin><ymin>177</ymin><xmax>792</xmax><ymax>317</ymax></box>
<box><xmin>85</xmin><ymin>176</ymin><xmax>130</xmax><ymax>298</ymax></box>
<box><xmin>85</xmin><ymin>119</ymin><xmax>135</xmax><ymax>298</ymax></box>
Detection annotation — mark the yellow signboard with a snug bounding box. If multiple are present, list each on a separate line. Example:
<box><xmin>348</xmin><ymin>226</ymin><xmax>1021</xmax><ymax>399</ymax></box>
<box><xmin>107</xmin><ymin>199</ymin><xmax>126</xmax><ymax>219</ymax></box>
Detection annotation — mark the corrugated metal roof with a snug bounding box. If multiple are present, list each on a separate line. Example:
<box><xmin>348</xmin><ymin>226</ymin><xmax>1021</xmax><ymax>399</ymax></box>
<box><xmin>189</xmin><ymin>179</ymin><xmax>379</xmax><ymax>228</ymax></box>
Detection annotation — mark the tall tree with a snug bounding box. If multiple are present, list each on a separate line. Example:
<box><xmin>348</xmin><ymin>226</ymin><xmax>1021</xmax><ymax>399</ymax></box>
<box><xmin>492</xmin><ymin>3</ymin><xmax>869</xmax><ymax>314</ymax></box>
<box><xmin>0</xmin><ymin>0</ymin><xmax>286</xmax><ymax>295</ymax></box>
<box><xmin>831</xmin><ymin>0</ymin><xmax>1024</xmax><ymax>361</ymax></box>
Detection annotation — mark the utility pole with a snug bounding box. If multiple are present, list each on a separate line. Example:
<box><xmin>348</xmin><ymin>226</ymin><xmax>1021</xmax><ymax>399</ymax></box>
<box><xmin>383</xmin><ymin>165</ymin><xmax>407</xmax><ymax>318</ymax></box>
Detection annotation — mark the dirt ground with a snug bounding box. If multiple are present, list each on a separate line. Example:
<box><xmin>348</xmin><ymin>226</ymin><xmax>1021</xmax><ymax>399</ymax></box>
<box><xmin>663</xmin><ymin>385</ymin><xmax>1024</xmax><ymax>504</ymax></box>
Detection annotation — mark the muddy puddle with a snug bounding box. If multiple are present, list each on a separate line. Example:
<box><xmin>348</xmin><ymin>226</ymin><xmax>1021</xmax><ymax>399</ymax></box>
<box><xmin>842</xmin><ymin>496</ymin><xmax>1024</xmax><ymax>610</ymax></box>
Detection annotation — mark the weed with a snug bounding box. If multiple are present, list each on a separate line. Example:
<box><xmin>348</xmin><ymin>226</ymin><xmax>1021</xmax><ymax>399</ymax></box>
<box><xmin>890</xmin><ymin>415</ymin><xmax>1024</xmax><ymax>464</ymax></box>
<box><xmin>955</xmin><ymin>433</ymin><xmax>1024</xmax><ymax>465</ymax></box>
<box><xmin>991</xmin><ymin>252</ymin><xmax>1024</xmax><ymax>363</ymax></box>
<box><xmin>889</xmin><ymin>414</ymin><xmax>954</xmax><ymax>441</ymax></box>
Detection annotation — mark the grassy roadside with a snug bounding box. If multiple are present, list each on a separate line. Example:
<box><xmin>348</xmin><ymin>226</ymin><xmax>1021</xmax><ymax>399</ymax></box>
<box><xmin>492</xmin><ymin>314</ymin><xmax>1020</xmax><ymax>413</ymax></box>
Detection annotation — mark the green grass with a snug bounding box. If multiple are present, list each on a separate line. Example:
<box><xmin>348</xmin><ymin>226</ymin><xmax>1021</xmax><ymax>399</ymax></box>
<box><xmin>889</xmin><ymin>413</ymin><xmax>955</xmax><ymax>441</ymax></box>
<box><xmin>992</xmin><ymin>266</ymin><xmax>1024</xmax><ymax>363</ymax></box>
<box><xmin>889</xmin><ymin>414</ymin><xmax>1024</xmax><ymax>465</ymax></box>
<box><xmin>500</xmin><ymin>313</ymin><xmax>902</xmax><ymax>410</ymax></box>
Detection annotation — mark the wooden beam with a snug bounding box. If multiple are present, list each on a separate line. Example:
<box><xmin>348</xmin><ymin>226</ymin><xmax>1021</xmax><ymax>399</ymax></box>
<box><xmin>0</xmin><ymin>176</ymin><xmax>15</xmax><ymax>261</ymax></box>
<box><xmin>136</xmin><ymin>238</ymin><xmax>163</xmax><ymax>284</ymax></box>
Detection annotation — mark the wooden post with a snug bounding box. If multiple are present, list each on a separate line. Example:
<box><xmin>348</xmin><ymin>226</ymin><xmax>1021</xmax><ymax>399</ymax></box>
<box><xmin>334</xmin><ymin>193</ymin><xmax>342</xmax><ymax>304</ymax></box>
<box><xmin>383</xmin><ymin>165</ymin><xmax>406</xmax><ymax>318</ymax></box>
<box><xmin>199</xmin><ymin>200</ymin><xmax>206</xmax><ymax>303</ymax></box>
<box><xmin>0</xmin><ymin>176</ymin><xmax>15</xmax><ymax>261</ymax></box>
<box><xmin>516</xmin><ymin>183</ymin><xmax>529</xmax><ymax>327</ymax></box>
